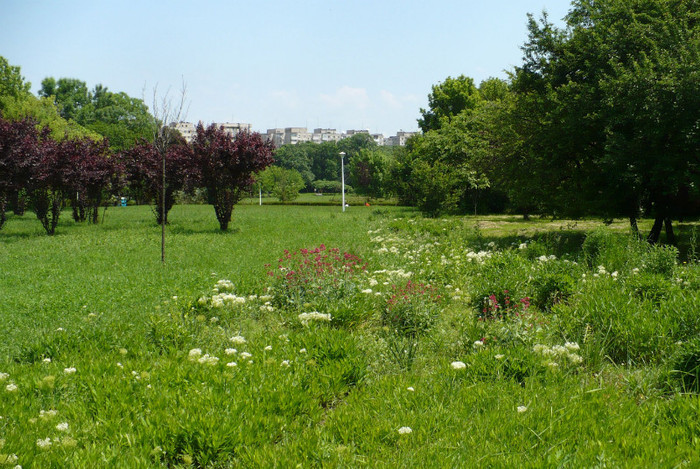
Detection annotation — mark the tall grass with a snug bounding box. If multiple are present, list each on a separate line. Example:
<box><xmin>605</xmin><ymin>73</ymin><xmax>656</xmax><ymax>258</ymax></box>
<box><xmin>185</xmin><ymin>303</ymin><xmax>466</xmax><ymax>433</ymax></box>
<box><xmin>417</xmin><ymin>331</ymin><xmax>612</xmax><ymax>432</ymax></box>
<box><xmin>1</xmin><ymin>206</ymin><xmax>699</xmax><ymax>467</ymax></box>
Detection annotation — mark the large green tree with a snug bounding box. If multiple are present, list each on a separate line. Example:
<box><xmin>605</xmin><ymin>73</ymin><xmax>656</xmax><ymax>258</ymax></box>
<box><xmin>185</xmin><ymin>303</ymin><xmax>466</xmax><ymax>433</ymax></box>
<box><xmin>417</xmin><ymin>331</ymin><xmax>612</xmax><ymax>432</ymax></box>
<box><xmin>510</xmin><ymin>0</ymin><xmax>700</xmax><ymax>242</ymax></box>
<box><xmin>40</xmin><ymin>77</ymin><xmax>155</xmax><ymax>151</ymax></box>
<box><xmin>418</xmin><ymin>75</ymin><xmax>482</xmax><ymax>132</ymax></box>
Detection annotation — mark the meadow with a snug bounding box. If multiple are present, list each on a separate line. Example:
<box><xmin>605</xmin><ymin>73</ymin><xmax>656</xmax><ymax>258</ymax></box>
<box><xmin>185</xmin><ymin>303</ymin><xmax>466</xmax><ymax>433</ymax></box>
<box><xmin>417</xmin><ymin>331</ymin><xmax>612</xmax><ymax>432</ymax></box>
<box><xmin>1</xmin><ymin>204</ymin><xmax>699</xmax><ymax>468</ymax></box>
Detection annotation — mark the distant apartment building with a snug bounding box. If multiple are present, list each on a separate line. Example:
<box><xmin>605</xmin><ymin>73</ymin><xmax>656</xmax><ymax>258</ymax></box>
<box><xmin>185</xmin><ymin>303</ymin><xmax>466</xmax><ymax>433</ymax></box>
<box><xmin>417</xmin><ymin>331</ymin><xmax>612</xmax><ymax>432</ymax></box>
<box><xmin>283</xmin><ymin>127</ymin><xmax>312</xmax><ymax>145</ymax></box>
<box><xmin>345</xmin><ymin>129</ymin><xmax>370</xmax><ymax>136</ymax></box>
<box><xmin>371</xmin><ymin>133</ymin><xmax>385</xmax><ymax>146</ymax></box>
<box><xmin>217</xmin><ymin>122</ymin><xmax>251</xmax><ymax>137</ymax></box>
<box><xmin>385</xmin><ymin>131</ymin><xmax>417</xmax><ymax>147</ymax></box>
<box><xmin>265</xmin><ymin>128</ymin><xmax>285</xmax><ymax>147</ymax></box>
<box><xmin>171</xmin><ymin>121</ymin><xmax>251</xmax><ymax>143</ymax></box>
<box><xmin>312</xmin><ymin>128</ymin><xmax>342</xmax><ymax>144</ymax></box>
<box><xmin>171</xmin><ymin>122</ymin><xmax>196</xmax><ymax>142</ymax></box>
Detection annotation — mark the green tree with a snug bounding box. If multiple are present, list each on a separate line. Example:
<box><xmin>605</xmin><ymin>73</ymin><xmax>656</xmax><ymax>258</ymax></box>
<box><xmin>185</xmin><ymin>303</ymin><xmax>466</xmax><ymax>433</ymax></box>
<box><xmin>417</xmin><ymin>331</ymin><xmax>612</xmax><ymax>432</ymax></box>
<box><xmin>260</xmin><ymin>166</ymin><xmax>305</xmax><ymax>202</ymax></box>
<box><xmin>272</xmin><ymin>144</ymin><xmax>314</xmax><ymax>189</ymax></box>
<box><xmin>0</xmin><ymin>55</ymin><xmax>31</xmax><ymax>111</ymax></box>
<box><xmin>349</xmin><ymin>148</ymin><xmax>389</xmax><ymax>199</ymax></box>
<box><xmin>39</xmin><ymin>77</ymin><xmax>90</xmax><ymax>121</ymax></box>
<box><xmin>511</xmin><ymin>0</ymin><xmax>700</xmax><ymax>242</ymax></box>
<box><xmin>418</xmin><ymin>75</ymin><xmax>482</xmax><ymax>132</ymax></box>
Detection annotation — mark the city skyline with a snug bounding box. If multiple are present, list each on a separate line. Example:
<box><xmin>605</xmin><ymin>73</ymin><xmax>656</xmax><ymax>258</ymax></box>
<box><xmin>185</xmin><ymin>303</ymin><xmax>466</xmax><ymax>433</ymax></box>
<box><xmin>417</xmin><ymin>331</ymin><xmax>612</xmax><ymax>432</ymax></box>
<box><xmin>1</xmin><ymin>0</ymin><xmax>572</xmax><ymax>136</ymax></box>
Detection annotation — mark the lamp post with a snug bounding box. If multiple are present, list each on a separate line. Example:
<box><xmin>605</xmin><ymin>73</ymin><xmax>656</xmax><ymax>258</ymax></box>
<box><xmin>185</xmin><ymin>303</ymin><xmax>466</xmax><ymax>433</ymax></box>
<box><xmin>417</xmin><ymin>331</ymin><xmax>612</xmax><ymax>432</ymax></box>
<box><xmin>339</xmin><ymin>151</ymin><xmax>346</xmax><ymax>212</ymax></box>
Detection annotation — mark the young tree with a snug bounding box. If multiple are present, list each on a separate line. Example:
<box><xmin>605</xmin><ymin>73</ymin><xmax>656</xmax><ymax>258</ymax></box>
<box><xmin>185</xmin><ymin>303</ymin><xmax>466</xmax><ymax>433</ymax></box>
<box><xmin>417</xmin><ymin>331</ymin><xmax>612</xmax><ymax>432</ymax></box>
<box><xmin>260</xmin><ymin>166</ymin><xmax>305</xmax><ymax>202</ymax></box>
<box><xmin>63</xmin><ymin>137</ymin><xmax>118</xmax><ymax>223</ymax></box>
<box><xmin>122</xmin><ymin>135</ymin><xmax>196</xmax><ymax>224</ymax></box>
<box><xmin>31</xmin><ymin>136</ymin><xmax>72</xmax><ymax>235</ymax></box>
<box><xmin>193</xmin><ymin>123</ymin><xmax>274</xmax><ymax>230</ymax></box>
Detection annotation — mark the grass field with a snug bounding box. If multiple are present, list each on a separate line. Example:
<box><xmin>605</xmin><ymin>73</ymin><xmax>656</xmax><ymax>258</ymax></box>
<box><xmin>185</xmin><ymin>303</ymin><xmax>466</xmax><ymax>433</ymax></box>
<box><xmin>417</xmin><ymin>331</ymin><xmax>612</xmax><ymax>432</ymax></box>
<box><xmin>1</xmin><ymin>204</ymin><xmax>699</xmax><ymax>467</ymax></box>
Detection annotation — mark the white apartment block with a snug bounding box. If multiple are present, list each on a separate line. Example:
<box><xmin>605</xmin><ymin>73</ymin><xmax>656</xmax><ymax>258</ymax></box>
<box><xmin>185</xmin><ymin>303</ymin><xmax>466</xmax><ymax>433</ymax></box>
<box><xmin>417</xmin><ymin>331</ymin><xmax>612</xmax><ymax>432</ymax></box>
<box><xmin>385</xmin><ymin>131</ymin><xmax>417</xmax><ymax>147</ymax></box>
<box><xmin>283</xmin><ymin>127</ymin><xmax>312</xmax><ymax>145</ymax></box>
<box><xmin>371</xmin><ymin>133</ymin><xmax>385</xmax><ymax>146</ymax></box>
<box><xmin>171</xmin><ymin>121</ymin><xmax>251</xmax><ymax>143</ymax></box>
<box><xmin>312</xmin><ymin>128</ymin><xmax>342</xmax><ymax>143</ymax></box>
<box><xmin>171</xmin><ymin>121</ymin><xmax>196</xmax><ymax>142</ymax></box>
<box><xmin>265</xmin><ymin>128</ymin><xmax>285</xmax><ymax>147</ymax></box>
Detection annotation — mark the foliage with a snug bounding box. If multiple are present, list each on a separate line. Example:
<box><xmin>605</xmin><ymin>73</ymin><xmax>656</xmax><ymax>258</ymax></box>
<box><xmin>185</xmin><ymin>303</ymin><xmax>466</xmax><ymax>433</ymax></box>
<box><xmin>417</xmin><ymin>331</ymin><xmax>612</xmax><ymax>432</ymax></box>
<box><xmin>40</xmin><ymin>78</ymin><xmax>155</xmax><ymax>151</ymax></box>
<box><xmin>509</xmin><ymin>0</ymin><xmax>700</xmax><ymax>239</ymax></box>
<box><xmin>349</xmin><ymin>148</ymin><xmax>389</xmax><ymax>199</ymax></box>
<box><xmin>272</xmin><ymin>144</ymin><xmax>315</xmax><ymax>189</ymax></box>
<box><xmin>193</xmin><ymin>123</ymin><xmax>274</xmax><ymax>230</ymax></box>
<box><xmin>417</xmin><ymin>74</ymin><xmax>481</xmax><ymax>132</ymax></box>
<box><xmin>0</xmin><ymin>55</ymin><xmax>31</xmax><ymax>110</ymax></box>
<box><xmin>122</xmin><ymin>136</ymin><xmax>196</xmax><ymax>224</ymax></box>
<box><xmin>260</xmin><ymin>166</ymin><xmax>305</xmax><ymax>202</ymax></box>
<box><xmin>0</xmin><ymin>117</ymin><xmax>45</xmax><ymax>230</ymax></box>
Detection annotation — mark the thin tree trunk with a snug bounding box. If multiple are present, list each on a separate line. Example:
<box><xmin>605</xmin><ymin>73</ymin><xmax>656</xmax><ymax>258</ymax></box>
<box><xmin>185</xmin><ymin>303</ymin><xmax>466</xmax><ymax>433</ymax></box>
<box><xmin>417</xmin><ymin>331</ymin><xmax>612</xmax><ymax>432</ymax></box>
<box><xmin>647</xmin><ymin>216</ymin><xmax>664</xmax><ymax>244</ymax></box>
<box><xmin>629</xmin><ymin>216</ymin><xmax>640</xmax><ymax>238</ymax></box>
<box><xmin>664</xmin><ymin>218</ymin><xmax>676</xmax><ymax>245</ymax></box>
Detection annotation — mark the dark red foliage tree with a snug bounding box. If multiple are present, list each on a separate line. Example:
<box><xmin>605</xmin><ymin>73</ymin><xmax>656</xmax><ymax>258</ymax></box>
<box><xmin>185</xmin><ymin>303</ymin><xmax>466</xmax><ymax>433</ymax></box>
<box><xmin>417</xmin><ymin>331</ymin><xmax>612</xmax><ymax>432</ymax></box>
<box><xmin>63</xmin><ymin>137</ymin><xmax>118</xmax><ymax>223</ymax></box>
<box><xmin>31</xmin><ymin>137</ymin><xmax>73</xmax><ymax>235</ymax></box>
<box><xmin>122</xmin><ymin>133</ymin><xmax>196</xmax><ymax>225</ymax></box>
<box><xmin>0</xmin><ymin>117</ymin><xmax>45</xmax><ymax>230</ymax></box>
<box><xmin>192</xmin><ymin>123</ymin><xmax>274</xmax><ymax>230</ymax></box>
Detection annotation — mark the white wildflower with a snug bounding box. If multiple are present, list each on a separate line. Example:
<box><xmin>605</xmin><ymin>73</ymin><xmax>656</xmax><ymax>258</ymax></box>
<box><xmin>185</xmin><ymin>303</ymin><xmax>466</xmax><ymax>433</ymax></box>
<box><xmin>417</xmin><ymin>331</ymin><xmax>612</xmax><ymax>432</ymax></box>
<box><xmin>225</xmin><ymin>348</ymin><xmax>237</xmax><ymax>355</ymax></box>
<box><xmin>56</xmin><ymin>422</ymin><xmax>69</xmax><ymax>432</ymax></box>
<box><xmin>280</xmin><ymin>360</ymin><xmax>290</xmax><ymax>367</ymax></box>
<box><xmin>407</xmin><ymin>387</ymin><xmax>415</xmax><ymax>392</ymax></box>
<box><xmin>564</xmin><ymin>342</ymin><xmax>580</xmax><ymax>351</ymax></box>
<box><xmin>39</xmin><ymin>410</ymin><xmax>58</xmax><ymax>419</ymax></box>
<box><xmin>43</xmin><ymin>358</ymin><xmax>52</xmax><ymax>363</ymax></box>
<box><xmin>5</xmin><ymin>383</ymin><xmax>17</xmax><ymax>392</ymax></box>
<box><xmin>0</xmin><ymin>373</ymin><xmax>8</xmax><ymax>381</ymax></box>
<box><xmin>264</xmin><ymin>345</ymin><xmax>272</xmax><ymax>351</ymax></box>
<box><xmin>361</xmin><ymin>289</ymin><xmax>373</xmax><ymax>294</ymax></box>
<box><xmin>473</xmin><ymin>340</ymin><xmax>484</xmax><ymax>349</ymax></box>
<box><xmin>398</xmin><ymin>426</ymin><xmax>412</xmax><ymax>434</ymax></box>
<box><xmin>197</xmin><ymin>354</ymin><xmax>219</xmax><ymax>366</ymax></box>
<box><xmin>451</xmin><ymin>361</ymin><xmax>467</xmax><ymax>370</ymax></box>
<box><xmin>188</xmin><ymin>349</ymin><xmax>202</xmax><ymax>361</ymax></box>
<box><xmin>495</xmin><ymin>354</ymin><xmax>505</xmax><ymax>360</ymax></box>
<box><xmin>298</xmin><ymin>312</ymin><xmax>332</xmax><ymax>326</ymax></box>
<box><xmin>299</xmin><ymin>348</ymin><xmax>307</xmax><ymax>354</ymax></box>
<box><xmin>36</xmin><ymin>437</ymin><xmax>52</xmax><ymax>449</ymax></box>
<box><xmin>229</xmin><ymin>336</ymin><xmax>247</xmax><ymax>345</ymax></box>
<box><xmin>226</xmin><ymin>362</ymin><xmax>238</xmax><ymax>367</ymax></box>
<box><xmin>63</xmin><ymin>367</ymin><xmax>76</xmax><ymax>375</ymax></box>
<box><xmin>517</xmin><ymin>406</ymin><xmax>528</xmax><ymax>413</ymax></box>
<box><xmin>240</xmin><ymin>352</ymin><xmax>252</xmax><ymax>360</ymax></box>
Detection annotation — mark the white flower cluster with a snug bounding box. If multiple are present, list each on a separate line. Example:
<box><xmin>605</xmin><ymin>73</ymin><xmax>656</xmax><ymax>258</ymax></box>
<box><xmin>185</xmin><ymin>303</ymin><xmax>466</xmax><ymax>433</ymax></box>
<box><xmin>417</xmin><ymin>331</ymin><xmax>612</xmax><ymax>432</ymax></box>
<box><xmin>187</xmin><ymin>348</ymin><xmax>219</xmax><ymax>365</ymax></box>
<box><xmin>212</xmin><ymin>279</ymin><xmax>234</xmax><ymax>293</ymax></box>
<box><xmin>537</xmin><ymin>254</ymin><xmax>557</xmax><ymax>262</ymax></box>
<box><xmin>465</xmin><ymin>250</ymin><xmax>492</xmax><ymax>263</ymax></box>
<box><xmin>451</xmin><ymin>361</ymin><xmax>467</xmax><ymax>370</ymax></box>
<box><xmin>211</xmin><ymin>293</ymin><xmax>247</xmax><ymax>308</ymax></box>
<box><xmin>230</xmin><ymin>335</ymin><xmax>246</xmax><ymax>344</ymax></box>
<box><xmin>298</xmin><ymin>312</ymin><xmax>332</xmax><ymax>326</ymax></box>
<box><xmin>533</xmin><ymin>342</ymin><xmax>583</xmax><ymax>365</ymax></box>
<box><xmin>39</xmin><ymin>409</ymin><xmax>58</xmax><ymax>420</ymax></box>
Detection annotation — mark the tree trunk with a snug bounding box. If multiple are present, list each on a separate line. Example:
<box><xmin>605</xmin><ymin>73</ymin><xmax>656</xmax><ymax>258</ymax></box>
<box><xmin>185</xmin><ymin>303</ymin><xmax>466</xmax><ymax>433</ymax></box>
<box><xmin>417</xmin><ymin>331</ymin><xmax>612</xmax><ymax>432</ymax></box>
<box><xmin>0</xmin><ymin>192</ymin><xmax>7</xmax><ymax>230</ymax></box>
<box><xmin>664</xmin><ymin>218</ymin><xmax>676</xmax><ymax>245</ymax></box>
<box><xmin>629</xmin><ymin>216</ymin><xmax>640</xmax><ymax>238</ymax></box>
<box><xmin>647</xmin><ymin>216</ymin><xmax>664</xmax><ymax>244</ymax></box>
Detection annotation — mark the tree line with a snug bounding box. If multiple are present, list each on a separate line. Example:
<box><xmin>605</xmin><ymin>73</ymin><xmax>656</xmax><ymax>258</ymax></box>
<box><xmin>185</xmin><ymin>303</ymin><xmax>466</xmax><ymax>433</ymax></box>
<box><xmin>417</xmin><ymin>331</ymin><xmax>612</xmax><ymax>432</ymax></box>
<box><xmin>390</xmin><ymin>0</ymin><xmax>699</xmax><ymax>243</ymax></box>
<box><xmin>1</xmin><ymin>0</ymin><xmax>698</xmax><ymax>242</ymax></box>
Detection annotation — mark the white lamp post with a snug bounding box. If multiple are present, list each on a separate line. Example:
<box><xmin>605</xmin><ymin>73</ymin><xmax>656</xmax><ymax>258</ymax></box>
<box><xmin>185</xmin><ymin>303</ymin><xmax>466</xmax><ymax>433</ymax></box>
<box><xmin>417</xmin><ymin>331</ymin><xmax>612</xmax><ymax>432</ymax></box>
<box><xmin>339</xmin><ymin>151</ymin><xmax>346</xmax><ymax>212</ymax></box>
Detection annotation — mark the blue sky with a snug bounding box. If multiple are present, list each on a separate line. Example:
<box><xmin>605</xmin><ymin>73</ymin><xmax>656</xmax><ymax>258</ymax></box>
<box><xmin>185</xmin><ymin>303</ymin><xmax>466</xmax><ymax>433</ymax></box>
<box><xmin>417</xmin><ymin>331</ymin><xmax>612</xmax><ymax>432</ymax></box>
<box><xmin>1</xmin><ymin>0</ymin><xmax>572</xmax><ymax>135</ymax></box>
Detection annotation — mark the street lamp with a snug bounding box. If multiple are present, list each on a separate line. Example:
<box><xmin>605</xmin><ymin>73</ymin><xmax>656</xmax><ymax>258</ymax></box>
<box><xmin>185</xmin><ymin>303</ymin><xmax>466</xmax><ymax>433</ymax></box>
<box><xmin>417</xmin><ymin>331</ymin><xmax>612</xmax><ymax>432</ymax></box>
<box><xmin>339</xmin><ymin>151</ymin><xmax>346</xmax><ymax>212</ymax></box>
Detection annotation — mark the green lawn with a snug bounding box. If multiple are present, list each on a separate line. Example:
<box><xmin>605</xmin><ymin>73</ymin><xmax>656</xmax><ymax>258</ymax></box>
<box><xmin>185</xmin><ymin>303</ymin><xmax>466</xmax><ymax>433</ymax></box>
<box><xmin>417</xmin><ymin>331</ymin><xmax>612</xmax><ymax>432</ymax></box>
<box><xmin>1</xmin><ymin>205</ymin><xmax>699</xmax><ymax>467</ymax></box>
